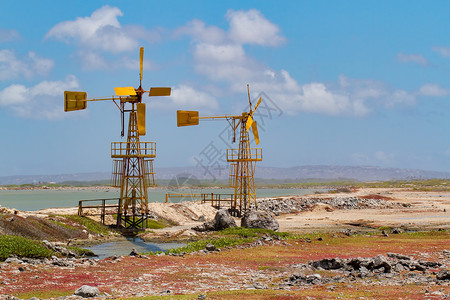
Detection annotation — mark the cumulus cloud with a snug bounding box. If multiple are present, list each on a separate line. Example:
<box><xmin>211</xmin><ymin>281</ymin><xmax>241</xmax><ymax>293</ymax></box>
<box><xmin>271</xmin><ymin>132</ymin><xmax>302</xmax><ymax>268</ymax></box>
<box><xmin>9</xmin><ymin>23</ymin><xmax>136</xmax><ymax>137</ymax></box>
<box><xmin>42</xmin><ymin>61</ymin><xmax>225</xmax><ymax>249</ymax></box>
<box><xmin>46</xmin><ymin>6</ymin><xmax>161</xmax><ymax>69</ymax></box>
<box><xmin>0</xmin><ymin>28</ymin><xmax>20</xmax><ymax>43</ymax></box>
<box><xmin>226</xmin><ymin>9</ymin><xmax>285</xmax><ymax>46</ymax></box>
<box><xmin>0</xmin><ymin>75</ymin><xmax>79</xmax><ymax>119</ymax></box>
<box><xmin>0</xmin><ymin>50</ymin><xmax>54</xmax><ymax>81</ymax></box>
<box><xmin>175</xmin><ymin>19</ymin><xmax>226</xmax><ymax>44</ymax></box>
<box><xmin>251</xmin><ymin>73</ymin><xmax>418</xmax><ymax>116</ymax></box>
<box><xmin>177</xmin><ymin>9</ymin><xmax>285</xmax><ymax>85</ymax></box>
<box><xmin>419</xmin><ymin>83</ymin><xmax>449</xmax><ymax>97</ymax></box>
<box><xmin>175</xmin><ymin>10</ymin><xmax>438</xmax><ymax>117</ymax></box>
<box><xmin>150</xmin><ymin>84</ymin><xmax>219</xmax><ymax>113</ymax></box>
<box><xmin>46</xmin><ymin>6</ymin><xmax>138</xmax><ymax>53</ymax></box>
<box><xmin>397</xmin><ymin>52</ymin><xmax>428</xmax><ymax>66</ymax></box>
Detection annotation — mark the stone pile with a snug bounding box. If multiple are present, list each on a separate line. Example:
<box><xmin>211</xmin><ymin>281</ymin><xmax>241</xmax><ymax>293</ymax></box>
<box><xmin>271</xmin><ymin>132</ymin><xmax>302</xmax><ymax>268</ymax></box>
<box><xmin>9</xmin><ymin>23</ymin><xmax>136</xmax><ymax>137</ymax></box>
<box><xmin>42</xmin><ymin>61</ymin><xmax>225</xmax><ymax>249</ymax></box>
<box><xmin>285</xmin><ymin>252</ymin><xmax>449</xmax><ymax>287</ymax></box>
<box><xmin>257</xmin><ymin>196</ymin><xmax>410</xmax><ymax>215</ymax></box>
<box><xmin>4</xmin><ymin>254</ymin><xmax>98</xmax><ymax>268</ymax></box>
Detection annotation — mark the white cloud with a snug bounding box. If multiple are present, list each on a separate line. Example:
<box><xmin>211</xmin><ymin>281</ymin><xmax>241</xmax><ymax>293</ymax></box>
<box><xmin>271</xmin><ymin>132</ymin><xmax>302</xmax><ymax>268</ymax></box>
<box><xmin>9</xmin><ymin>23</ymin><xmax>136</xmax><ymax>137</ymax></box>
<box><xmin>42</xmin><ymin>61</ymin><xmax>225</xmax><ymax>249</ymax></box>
<box><xmin>46</xmin><ymin>6</ymin><xmax>137</xmax><ymax>53</ymax></box>
<box><xmin>433</xmin><ymin>46</ymin><xmax>450</xmax><ymax>57</ymax></box>
<box><xmin>0</xmin><ymin>28</ymin><xmax>20</xmax><ymax>43</ymax></box>
<box><xmin>175</xmin><ymin>11</ymin><xmax>432</xmax><ymax>117</ymax></box>
<box><xmin>226</xmin><ymin>9</ymin><xmax>285</xmax><ymax>46</ymax></box>
<box><xmin>0</xmin><ymin>75</ymin><xmax>79</xmax><ymax>119</ymax></box>
<box><xmin>175</xmin><ymin>19</ymin><xmax>226</xmax><ymax>44</ymax></box>
<box><xmin>299</xmin><ymin>83</ymin><xmax>350</xmax><ymax>115</ymax></box>
<box><xmin>0</xmin><ymin>50</ymin><xmax>54</xmax><ymax>81</ymax></box>
<box><xmin>46</xmin><ymin>6</ymin><xmax>162</xmax><ymax>70</ymax></box>
<box><xmin>419</xmin><ymin>83</ymin><xmax>449</xmax><ymax>97</ymax></box>
<box><xmin>150</xmin><ymin>84</ymin><xmax>219</xmax><ymax>113</ymax></box>
<box><xmin>397</xmin><ymin>52</ymin><xmax>428</xmax><ymax>66</ymax></box>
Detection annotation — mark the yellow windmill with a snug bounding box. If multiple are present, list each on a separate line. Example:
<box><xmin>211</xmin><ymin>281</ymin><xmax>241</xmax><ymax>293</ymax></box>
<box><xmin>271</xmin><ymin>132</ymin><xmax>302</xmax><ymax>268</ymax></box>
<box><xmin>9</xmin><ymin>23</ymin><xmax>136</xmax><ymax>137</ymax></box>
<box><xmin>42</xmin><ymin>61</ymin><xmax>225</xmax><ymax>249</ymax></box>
<box><xmin>64</xmin><ymin>47</ymin><xmax>171</xmax><ymax>229</ymax></box>
<box><xmin>177</xmin><ymin>85</ymin><xmax>262</xmax><ymax>214</ymax></box>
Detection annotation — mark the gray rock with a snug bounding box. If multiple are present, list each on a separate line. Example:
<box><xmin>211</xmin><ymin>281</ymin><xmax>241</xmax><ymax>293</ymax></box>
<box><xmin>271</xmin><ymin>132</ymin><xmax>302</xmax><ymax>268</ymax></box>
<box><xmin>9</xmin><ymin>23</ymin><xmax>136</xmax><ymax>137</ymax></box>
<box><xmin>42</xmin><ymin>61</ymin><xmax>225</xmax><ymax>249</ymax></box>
<box><xmin>5</xmin><ymin>257</ymin><xmax>22</xmax><ymax>264</ymax></box>
<box><xmin>205</xmin><ymin>243</ymin><xmax>216</xmax><ymax>251</ymax></box>
<box><xmin>214</xmin><ymin>209</ymin><xmax>237</xmax><ymax>230</ymax></box>
<box><xmin>311</xmin><ymin>258</ymin><xmax>344</xmax><ymax>270</ymax></box>
<box><xmin>74</xmin><ymin>285</ymin><xmax>100</xmax><ymax>297</ymax></box>
<box><xmin>391</xmin><ymin>228</ymin><xmax>402</xmax><ymax>234</ymax></box>
<box><xmin>192</xmin><ymin>209</ymin><xmax>236</xmax><ymax>232</ymax></box>
<box><xmin>241</xmin><ymin>210</ymin><xmax>279</xmax><ymax>231</ymax></box>
<box><xmin>387</xmin><ymin>252</ymin><xmax>411</xmax><ymax>260</ymax></box>
<box><xmin>436</xmin><ymin>269</ymin><xmax>450</xmax><ymax>281</ymax></box>
<box><xmin>357</xmin><ymin>266</ymin><xmax>370</xmax><ymax>278</ymax></box>
<box><xmin>373</xmin><ymin>255</ymin><xmax>391</xmax><ymax>273</ymax></box>
<box><xmin>129</xmin><ymin>248</ymin><xmax>139</xmax><ymax>256</ymax></box>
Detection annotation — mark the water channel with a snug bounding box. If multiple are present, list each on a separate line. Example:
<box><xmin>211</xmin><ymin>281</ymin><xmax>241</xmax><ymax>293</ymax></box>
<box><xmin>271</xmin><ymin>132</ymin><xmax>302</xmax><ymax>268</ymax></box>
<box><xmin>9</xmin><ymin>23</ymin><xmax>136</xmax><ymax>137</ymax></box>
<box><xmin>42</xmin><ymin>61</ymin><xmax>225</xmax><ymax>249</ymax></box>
<box><xmin>85</xmin><ymin>237</ymin><xmax>185</xmax><ymax>260</ymax></box>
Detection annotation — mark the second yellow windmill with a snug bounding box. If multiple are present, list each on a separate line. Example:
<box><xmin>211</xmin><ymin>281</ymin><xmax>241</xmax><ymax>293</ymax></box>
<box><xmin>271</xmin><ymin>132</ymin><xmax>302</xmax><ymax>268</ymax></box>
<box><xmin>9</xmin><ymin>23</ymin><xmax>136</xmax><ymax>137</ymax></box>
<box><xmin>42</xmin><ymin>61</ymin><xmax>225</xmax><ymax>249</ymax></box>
<box><xmin>177</xmin><ymin>85</ymin><xmax>263</xmax><ymax>214</ymax></box>
<box><xmin>64</xmin><ymin>47</ymin><xmax>171</xmax><ymax>229</ymax></box>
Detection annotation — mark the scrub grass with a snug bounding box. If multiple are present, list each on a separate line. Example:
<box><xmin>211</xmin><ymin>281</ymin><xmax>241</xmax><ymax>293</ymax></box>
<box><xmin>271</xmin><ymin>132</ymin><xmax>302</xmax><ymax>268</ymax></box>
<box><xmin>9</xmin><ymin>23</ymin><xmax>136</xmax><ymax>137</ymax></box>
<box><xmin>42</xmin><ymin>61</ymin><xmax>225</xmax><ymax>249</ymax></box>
<box><xmin>0</xmin><ymin>235</ymin><xmax>54</xmax><ymax>260</ymax></box>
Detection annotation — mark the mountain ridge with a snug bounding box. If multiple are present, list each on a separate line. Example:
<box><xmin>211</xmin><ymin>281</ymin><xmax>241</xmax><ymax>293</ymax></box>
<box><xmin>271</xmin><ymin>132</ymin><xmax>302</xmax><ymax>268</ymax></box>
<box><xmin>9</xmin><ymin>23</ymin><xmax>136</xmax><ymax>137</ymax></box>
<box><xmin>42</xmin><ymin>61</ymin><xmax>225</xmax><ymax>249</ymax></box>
<box><xmin>0</xmin><ymin>165</ymin><xmax>448</xmax><ymax>185</ymax></box>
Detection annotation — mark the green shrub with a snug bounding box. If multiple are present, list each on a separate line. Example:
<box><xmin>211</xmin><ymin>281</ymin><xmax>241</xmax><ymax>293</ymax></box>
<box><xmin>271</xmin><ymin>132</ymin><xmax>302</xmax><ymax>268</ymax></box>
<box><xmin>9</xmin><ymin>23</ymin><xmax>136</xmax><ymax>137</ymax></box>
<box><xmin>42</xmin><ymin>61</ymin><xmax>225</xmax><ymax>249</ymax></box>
<box><xmin>0</xmin><ymin>235</ymin><xmax>54</xmax><ymax>260</ymax></box>
<box><xmin>67</xmin><ymin>246</ymin><xmax>96</xmax><ymax>257</ymax></box>
<box><xmin>145</xmin><ymin>219</ymin><xmax>166</xmax><ymax>229</ymax></box>
<box><xmin>165</xmin><ymin>237</ymin><xmax>254</xmax><ymax>254</ymax></box>
<box><xmin>63</xmin><ymin>215</ymin><xmax>113</xmax><ymax>235</ymax></box>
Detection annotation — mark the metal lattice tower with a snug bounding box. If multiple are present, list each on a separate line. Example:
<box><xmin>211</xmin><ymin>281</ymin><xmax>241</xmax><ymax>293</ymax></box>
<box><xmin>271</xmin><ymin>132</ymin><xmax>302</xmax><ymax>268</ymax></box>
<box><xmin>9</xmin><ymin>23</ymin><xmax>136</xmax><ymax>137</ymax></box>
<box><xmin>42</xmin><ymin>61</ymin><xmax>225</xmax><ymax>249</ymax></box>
<box><xmin>64</xmin><ymin>47</ymin><xmax>170</xmax><ymax>230</ymax></box>
<box><xmin>227</xmin><ymin>113</ymin><xmax>261</xmax><ymax>211</ymax></box>
<box><xmin>111</xmin><ymin>104</ymin><xmax>156</xmax><ymax>229</ymax></box>
<box><xmin>177</xmin><ymin>85</ymin><xmax>262</xmax><ymax>214</ymax></box>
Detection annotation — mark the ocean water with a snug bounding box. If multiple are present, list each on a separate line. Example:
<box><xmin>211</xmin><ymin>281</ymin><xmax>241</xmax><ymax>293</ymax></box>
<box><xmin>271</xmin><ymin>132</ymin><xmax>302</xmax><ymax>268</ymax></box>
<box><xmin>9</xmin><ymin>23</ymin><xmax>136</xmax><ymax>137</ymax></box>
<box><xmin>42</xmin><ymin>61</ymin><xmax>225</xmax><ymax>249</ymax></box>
<box><xmin>0</xmin><ymin>187</ymin><xmax>325</xmax><ymax>211</ymax></box>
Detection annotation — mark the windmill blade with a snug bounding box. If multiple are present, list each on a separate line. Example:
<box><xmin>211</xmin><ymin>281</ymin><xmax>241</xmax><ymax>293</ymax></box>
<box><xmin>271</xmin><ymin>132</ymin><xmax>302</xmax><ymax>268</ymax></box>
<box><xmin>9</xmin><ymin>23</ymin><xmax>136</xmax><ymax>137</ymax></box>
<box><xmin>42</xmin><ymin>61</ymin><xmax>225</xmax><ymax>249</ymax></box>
<box><xmin>137</xmin><ymin>102</ymin><xmax>146</xmax><ymax>136</ymax></box>
<box><xmin>246</xmin><ymin>114</ymin><xmax>254</xmax><ymax>132</ymax></box>
<box><xmin>253</xmin><ymin>96</ymin><xmax>262</xmax><ymax>113</ymax></box>
<box><xmin>247</xmin><ymin>84</ymin><xmax>252</xmax><ymax>112</ymax></box>
<box><xmin>149</xmin><ymin>87</ymin><xmax>171</xmax><ymax>97</ymax></box>
<box><xmin>251</xmin><ymin>120</ymin><xmax>260</xmax><ymax>145</ymax></box>
<box><xmin>140</xmin><ymin>47</ymin><xmax>144</xmax><ymax>83</ymax></box>
<box><xmin>114</xmin><ymin>87</ymin><xmax>137</xmax><ymax>96</ymax></box>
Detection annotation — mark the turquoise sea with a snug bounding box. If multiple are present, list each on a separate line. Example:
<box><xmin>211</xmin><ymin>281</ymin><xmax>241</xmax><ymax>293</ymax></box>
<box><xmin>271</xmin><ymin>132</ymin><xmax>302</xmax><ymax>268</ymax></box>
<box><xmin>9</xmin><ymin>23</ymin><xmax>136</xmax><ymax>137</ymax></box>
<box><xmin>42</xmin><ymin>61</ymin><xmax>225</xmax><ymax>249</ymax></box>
<box><xmin>0</xmin><ymin>187</ymin><xmax>324</xmax><ymax>211</ymax></box>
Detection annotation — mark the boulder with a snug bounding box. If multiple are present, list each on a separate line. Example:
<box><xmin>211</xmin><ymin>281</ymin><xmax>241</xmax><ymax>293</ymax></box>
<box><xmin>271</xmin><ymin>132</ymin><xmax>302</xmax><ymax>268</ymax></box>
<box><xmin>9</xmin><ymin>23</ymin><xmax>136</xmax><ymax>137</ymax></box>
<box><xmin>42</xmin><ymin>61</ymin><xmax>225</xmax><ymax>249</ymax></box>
<box><xmin>214</xmin><ymin>209</ymin><xmax>237</xmax><ymax>230</ymax></box>
<box><xmin>74</xmin><ymin>285</ymin><xmax>100</xmax><ymax>298</ymax></box>
<box><xmin>241</xmin><ymin>210</ymin><xmax>279</xmax><ymax>231</ymax></box>
<box><xmin>310</xmin><ymin>258</ymin><xmax>345</xmax><ymax>270</ymax></box>
<box><xmin>192</xmin><ymin>209</ymin><xmax>236</xmax><ymax>232</ymax></box>
<box><xmin>372</xmin><ymin>255</ymin><xmax>392</xmax><ymax>273</ymax></box>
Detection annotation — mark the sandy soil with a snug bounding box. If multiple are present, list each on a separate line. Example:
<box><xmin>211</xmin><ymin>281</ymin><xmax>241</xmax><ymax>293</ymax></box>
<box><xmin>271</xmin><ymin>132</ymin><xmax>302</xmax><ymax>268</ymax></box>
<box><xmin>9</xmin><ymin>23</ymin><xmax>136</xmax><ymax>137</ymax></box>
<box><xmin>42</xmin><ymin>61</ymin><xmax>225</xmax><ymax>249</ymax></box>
<box><xmin>275</xmin><ymin>188</ymin><xmax>449</xmax><ymax>233</ymax></box>
<box><xmin>17</xmin><ymin>187</ymin><xmax>449</xmax><ymax>237</ymax></box>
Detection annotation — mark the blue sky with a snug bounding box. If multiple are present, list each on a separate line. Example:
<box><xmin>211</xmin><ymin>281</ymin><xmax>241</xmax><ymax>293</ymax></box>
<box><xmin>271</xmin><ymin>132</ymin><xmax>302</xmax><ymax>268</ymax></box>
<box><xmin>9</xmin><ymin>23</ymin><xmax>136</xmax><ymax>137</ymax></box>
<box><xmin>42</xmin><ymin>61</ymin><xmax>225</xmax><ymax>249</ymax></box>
<box><xmin>0</xmin><ymin>0</ymin><xmax>449</xmax><ymax>177</ymax></box>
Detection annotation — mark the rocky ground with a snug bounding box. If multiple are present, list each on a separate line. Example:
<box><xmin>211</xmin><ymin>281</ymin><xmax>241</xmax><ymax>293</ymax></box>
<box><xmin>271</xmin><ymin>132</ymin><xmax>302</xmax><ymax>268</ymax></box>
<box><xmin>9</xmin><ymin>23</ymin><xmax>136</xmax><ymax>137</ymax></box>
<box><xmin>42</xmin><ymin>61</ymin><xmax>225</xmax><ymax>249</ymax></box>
<box><xmin>0</xmin><ymin>231</ymin><xmax>449</xmax><ymax>299</ymax></box>
<box><xmin>0</xmin><ymin>187</ymin><xmax>449</xmax><ymax>299</ymax></box>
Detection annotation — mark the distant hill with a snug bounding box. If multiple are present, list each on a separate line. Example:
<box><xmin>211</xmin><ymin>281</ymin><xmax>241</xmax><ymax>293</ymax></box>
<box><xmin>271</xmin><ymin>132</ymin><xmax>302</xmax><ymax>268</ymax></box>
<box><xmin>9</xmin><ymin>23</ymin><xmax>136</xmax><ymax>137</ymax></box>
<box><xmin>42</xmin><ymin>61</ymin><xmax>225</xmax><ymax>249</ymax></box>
<box><xmin>0</xmin><ymin>165</ymin><xmax>448</xmax><ymax>185</ymax></box>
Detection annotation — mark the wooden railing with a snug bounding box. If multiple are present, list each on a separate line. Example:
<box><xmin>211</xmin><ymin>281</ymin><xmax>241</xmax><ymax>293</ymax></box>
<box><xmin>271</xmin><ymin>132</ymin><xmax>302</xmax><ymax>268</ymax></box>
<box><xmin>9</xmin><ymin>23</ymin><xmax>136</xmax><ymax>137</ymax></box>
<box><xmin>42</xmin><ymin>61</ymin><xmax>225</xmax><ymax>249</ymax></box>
<box><xmin>78</xmin><ymin>198</ymin><xmax>120</xmax><ymax>224</ymax></box>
